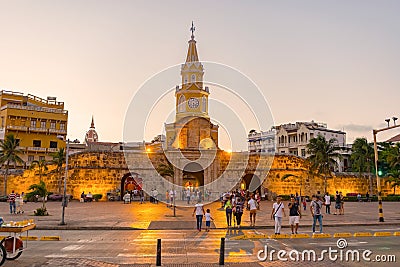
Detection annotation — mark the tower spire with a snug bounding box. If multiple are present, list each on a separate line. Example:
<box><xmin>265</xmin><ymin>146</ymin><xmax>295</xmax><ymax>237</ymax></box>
<box><xmin>190</xmin><ymin>21</ymin><xmax>195</xmax><ymax>40</ymax></box>
<box><xmin>91</xmin><ymin>115</ymin><xmax>95</xmax><ymax>128</ymax></box>
<box><xmin>186</xmin><ymin>22</ymin><xmax>199</xmax><ymax>62</ymax></box>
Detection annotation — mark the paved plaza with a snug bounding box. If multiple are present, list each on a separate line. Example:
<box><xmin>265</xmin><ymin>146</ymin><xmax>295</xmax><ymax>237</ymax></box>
<box><xmin>0</xmin><ymin>200</ymin><xmax>399</xmax><ymax>266</ymax></box>
<box><xmin>1</xmin><ymin>199</ymin><xmax>399</xmax><ymax>230</ymax></box>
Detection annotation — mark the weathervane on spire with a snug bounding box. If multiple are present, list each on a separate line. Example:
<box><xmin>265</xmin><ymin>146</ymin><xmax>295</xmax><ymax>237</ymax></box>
<box><xmin>190</xmin><ymin>21</ymin><xmax>195</xmax><ymax>39</ymax></box>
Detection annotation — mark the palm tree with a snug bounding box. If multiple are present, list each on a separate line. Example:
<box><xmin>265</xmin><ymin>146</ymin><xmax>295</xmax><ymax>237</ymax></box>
<box><xmin>52</xmin><ymin>148</ymin><xmax>65</xmax><ymax>193</ymax></box>
<box><xmin>385</xmin><ymin>143</ymin><xmax>400</xmax><ymax>169</ymax></box>
<box><xmin>156</xmin><ymin>161</ymin><xmax>176</xmax><ymax>216</ymax></box>
<box><xmin>306</xmin><ymin>135</ymin><xmax>342</xmax><ymax>193</ymax></box>
<box><xmin>385</xmin><ymin>169</ymin><xmax>400</xmax><ymax>195</ymax></box>
<box><xmin>0</xmin><ymin>134</ymin><xmax>24</xmax><ymax>195</ymax></box>
<box><xmin>30</xmin><ymin>159</ymin><xmax>48</xmax><ymax>182</ymax></box>
<box><xmin>350</xmin><ymin>138</ymin><xmax>375</xmax><ymax>193</ymax></box>
<box><xmin>26</xmin><ymin>180</ymin><xmax>49</xmax><ymax>211</ymax></box>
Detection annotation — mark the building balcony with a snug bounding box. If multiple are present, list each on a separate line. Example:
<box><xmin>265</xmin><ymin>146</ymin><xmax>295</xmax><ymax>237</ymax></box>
<box><xmin>47</xmin><ymin>148</ymin><xmax>59</xmax><ymax>153</ymax></box>
<box><xmin>27</xmin><ymin>147</ymin><xmax>47</xmax><ymax>152</ymax></box>
<box><xmin>29</xmin><ymin>127</ymin><xmax>48</xmax><ymax>133</ymax></box>
<box><xmin>1</xmin><ymin>103</ymin><xmax>68</xmax><ymax>115</ymax></box>
<box><xmin>6</xmin><ymin>125</ymin><xmax>28</xmax><ymax>131</ymax></box>
<box><xmin>49</xmin><ymin>128</ymin><xmax>67</xmax><ymax>134</ymax></box>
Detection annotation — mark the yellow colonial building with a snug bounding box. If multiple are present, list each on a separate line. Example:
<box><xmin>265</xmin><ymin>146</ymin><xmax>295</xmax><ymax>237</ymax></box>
<box><xmin>0</xmin><ymin>90</ymin><xmax>68</xmax><ymax>166</ymax></box>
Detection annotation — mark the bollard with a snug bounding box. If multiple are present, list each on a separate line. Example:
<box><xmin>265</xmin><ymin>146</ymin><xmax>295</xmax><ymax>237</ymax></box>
<box><xmin>156</xmin><ymin>238</ymin><xmax>161</xmax><ymax>266</ymax></box>
<box><xmin>219</xmin><ymin>237</ymin><xmax>225</xmax><ymax>265</ymax></box>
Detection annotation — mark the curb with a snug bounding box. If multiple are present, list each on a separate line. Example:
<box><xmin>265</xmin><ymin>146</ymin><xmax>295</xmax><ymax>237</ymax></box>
<box><xmin>34</xmin><ymin>222</ymin><xmax>400</xmax><ymax>231</ymax></box>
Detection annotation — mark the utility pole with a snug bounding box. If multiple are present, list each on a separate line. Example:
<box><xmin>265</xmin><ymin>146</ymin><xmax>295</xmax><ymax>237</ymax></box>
<box><xmin>372</xmin><ymin>119</ymin><xmax>400</xmax><ymax>222</ymax></box>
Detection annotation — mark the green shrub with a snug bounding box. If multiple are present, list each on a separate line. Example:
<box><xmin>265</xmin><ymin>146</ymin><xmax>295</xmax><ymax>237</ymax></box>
<box><xmin>279</xmin><ymin>195</ymin><xmax>291</xmax><ymax>201</ymax></box>
<box><xmin>34</xmin><ymin>207</ymin><xmax>49</xmax><ymax>216</ymax></box>
<box><xmin>382</xmin><ymin>195</ymin><xmax>400</xmax><ymax>201</ymax></box>
<box><xmin>93</xmin><ymin>194</ymin><xmax>102</xmax><ymax>201</ymax></box>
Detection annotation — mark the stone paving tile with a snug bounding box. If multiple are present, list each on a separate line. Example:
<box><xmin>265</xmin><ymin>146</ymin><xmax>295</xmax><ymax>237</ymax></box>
<box><xmin>1</xmin><ymin>200</ymin><xmax>399</xmax><ymax>230</ymax></box>
<box><xmin>43</xmin><ymin>258</ymin><xmax>119</xmax><ymax>267</ymax></box>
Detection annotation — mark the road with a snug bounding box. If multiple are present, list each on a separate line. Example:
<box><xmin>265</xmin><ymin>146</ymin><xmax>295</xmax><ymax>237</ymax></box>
<box><xmin>5</xmin><ymin>225</ymin><xmax>399</xmax><ymax>267</ymax></box>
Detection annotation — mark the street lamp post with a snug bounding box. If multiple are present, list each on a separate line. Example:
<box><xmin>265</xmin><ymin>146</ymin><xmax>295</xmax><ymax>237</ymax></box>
<box><xmin>57</xmin><ymin>136</ymin><xmax>69</xmax><ymax>225</ymax></box>
<box><xmin>372</xmin><ymin>118</ymin><xmax>400</xmax><ymax>222</ymax></box>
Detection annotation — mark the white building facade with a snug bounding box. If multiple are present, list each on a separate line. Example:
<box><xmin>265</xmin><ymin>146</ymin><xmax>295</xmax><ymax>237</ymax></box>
<box><xmin>248</xmin><ymin>121</ymin><xmax>351</xmax><ymax>172</ymax></box>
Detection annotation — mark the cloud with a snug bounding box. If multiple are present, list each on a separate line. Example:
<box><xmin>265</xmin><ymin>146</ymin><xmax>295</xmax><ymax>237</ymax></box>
<box><xmin>338</xmin><ymin>124</ymin><xmax>373</xmax><ymax>132</ymax></box>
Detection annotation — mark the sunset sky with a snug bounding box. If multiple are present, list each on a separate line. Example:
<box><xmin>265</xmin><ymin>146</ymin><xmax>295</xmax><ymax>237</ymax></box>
<box><xmin>1</xmin><ymin>1</ymin><xmax>399</xmax><ymax>151</ymax></box>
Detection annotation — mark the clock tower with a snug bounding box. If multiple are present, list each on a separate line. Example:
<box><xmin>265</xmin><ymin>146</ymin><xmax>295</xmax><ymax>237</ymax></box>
<box><xmin>165</xmin><ymin>23</ymin><xmax>218</xmax><ymax>150</ymax></box>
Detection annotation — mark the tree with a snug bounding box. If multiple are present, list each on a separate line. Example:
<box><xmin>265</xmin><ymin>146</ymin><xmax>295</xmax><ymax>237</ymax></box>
<box><xmin>384</xmin><ymin>143</ymin><xmax>400</xmax><ymax>169</ymax></box>
<box><xmin>52</xmin><ymin>148</ymin><xmax>66</xmax><ymax>193</ymax></box>
<box><xmin>30</xmin><ymin>159</ymin><xmax>49</xmax><ymax>182</ymax></box>
<box><xmin>156</xmin><ymin>161</ymin><xmax>176</xmax><ymax>216</ymax></box>
<box><xmin>385</xmin><ymin>169</ymin><xmax>400</xmax><ymax>195</ymax></box>
<box><xmin>26</xmin><ymin>180</ymin><xmax>49</xmax><ymax>212</ymax></box>
<box><xmin>350</xmin><ymin>138</ymin><xmax>375</xmax><ymax>193</ymax></box>
<box><xmin>306</xmin><ymin>135</ymin><xmax>341</xmax><ymax>193</ymax></box>
<box><xmin>0</xmin><ymin>134</ymin><xmax>24</xmax><ymax>195</ymax></box>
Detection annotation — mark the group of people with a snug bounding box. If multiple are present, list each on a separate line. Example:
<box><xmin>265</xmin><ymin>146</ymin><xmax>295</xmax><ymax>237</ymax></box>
<box><xmin>80</xmin><ymin>191</ymin><xmax>93</xmax><ymax>202</ymax></box>
<box><xmin>7</xmin><ymin>190</ymin><xmax>25</xmax><ymax>214</ymax></box>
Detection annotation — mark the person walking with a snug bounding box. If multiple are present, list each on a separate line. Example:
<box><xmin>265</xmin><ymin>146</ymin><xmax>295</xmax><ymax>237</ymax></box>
<box><xmin>339</xmin><ymin>192</ymin><xmax>344</xmax><ymax>215</ymax></box>
<box><xmin>153</xmin><ymin>188</ymin><xmax>158</xmax><ymax>204</ymax></box>
<box><xmin>271</xmin><ymin>195</ymin><xmax>285</xmax><ymax>234</ymax></box>
<box><xmin>186</xmin><ymin>189</ymin><xmax>191</xmax><ymax>204</ymax></box>
<box><xmin>334</xmin><ymin>191</ymin><xmax>341</xmax><ymax>215</ymax></box>
<box><xmin>311</xmin><ymin>195</ymin><xmax>324</xmax><ymax>233</ymax></box>
<box><xmin>224</xmin><ymin>195</ymin><xmax>234</xmax><ymax>228</ymax></box>
<box><xmin>324</xmin><ymin>193</ymin><xmax>331</xmax><ymax>214</ymax></box>
<box><xmin>248</xmin><ymin>194</ymin><xmax>259</xmax><ymax>227</ymax></box>
<box><xmin>288</xmin><ymin>197</ymin><xmax>301</xmax><ymax>234</ymax></box>
<box><xmin>139</xmin><ymin>189</ymin><xmax>144</xmax><ymax>204</ymax></box>
<box><xmin>234</xmin><ymin>197</ymin><xmax>244</xmax><ymax>228</ymax></box>
<box><xmin>192</xmin><ymin>200</ymin><xmax>205</xmax><ymax>231</ymax></box>
<box><xmin>205</xmin><ymin>208</ymin><xmax>214</xmax><ymax>232</ymax></box>
<box><xmin>8</xmin><ymin>190</ymin><xmax>16</xmax><ymax>214</ymax></box>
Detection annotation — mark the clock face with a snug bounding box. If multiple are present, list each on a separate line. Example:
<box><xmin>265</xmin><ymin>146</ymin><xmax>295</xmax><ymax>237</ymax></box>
<box><xmin>188</xmin><ymin>97</ymin><xmax>199</xmax><ymax>109</ymax></box>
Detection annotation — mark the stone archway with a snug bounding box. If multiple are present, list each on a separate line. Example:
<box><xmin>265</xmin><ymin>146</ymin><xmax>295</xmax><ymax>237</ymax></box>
<box><xmin>120</xmin><ymin>172</ymin><xmax>142</xmax><ymax>195</ymax></box>
<box><xmin>183</xmin><ymin>162</ymin><xmax>204</xmax><ymax>190</ymax></box>
<box><xmin>241</xmin><ymin>173</ymin><xmax>262</xmax><ymax>193</ymax></box>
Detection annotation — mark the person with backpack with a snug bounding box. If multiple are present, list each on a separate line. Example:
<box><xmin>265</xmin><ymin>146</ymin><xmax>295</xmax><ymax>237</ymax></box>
<box><xmin>311</xmin><ymin>195</ymin><xmax>324</xmax><ymax>233</ymax></box>
<box><xmin>334</xmin><ymin>191</ymin><xmax>341</xmax><ymax>215</ymax></box>
<box><xmin>271</xmin><ymin>195</ymin><xmax>286</xmax><ymax>234</ymax></box>
<box><xmin>234</xmin><ymin>197</ymin><xmax>244</xmax><ymax>228</ymax></box>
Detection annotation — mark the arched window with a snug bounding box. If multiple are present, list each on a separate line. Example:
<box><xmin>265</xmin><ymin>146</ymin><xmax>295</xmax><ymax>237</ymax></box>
<box><xmin>178</xmin><ymin>95</ymin><xmax>186</xmax><ymax>113</ymax></box>
<box><xmin>191</xmin><ymin>74</ymin><xmax>196</xmax><ymax>83</ymax></box>
<box><xmin>184</xmin><ymin>75</ymin><xmax>188</xmax><ymax>84</ymax></box>
<box><xmin>202</xmin><ymin>96</ymin><xmax>206</xmax><ymax>112</ymax></box>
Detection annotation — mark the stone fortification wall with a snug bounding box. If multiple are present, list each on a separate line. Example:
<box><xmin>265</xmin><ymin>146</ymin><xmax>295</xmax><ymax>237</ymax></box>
<box><xmin>2</xmin><ymin>152</ymin><xmax>394</xmax><ymax>199</ymax></box>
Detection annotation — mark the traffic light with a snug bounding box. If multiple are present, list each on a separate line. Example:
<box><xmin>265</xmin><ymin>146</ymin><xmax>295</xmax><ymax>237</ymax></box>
<box><xmin>377</xmin><ymin>160</ymin><xmax>389</xmax><ymax>177</ymax></box>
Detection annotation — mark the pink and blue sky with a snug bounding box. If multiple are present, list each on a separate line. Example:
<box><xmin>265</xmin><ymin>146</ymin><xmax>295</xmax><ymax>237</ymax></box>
<box><xmin>1</xmin><ymin>1</ymin><xmax>399</xmax><ymax>150</ymax></box>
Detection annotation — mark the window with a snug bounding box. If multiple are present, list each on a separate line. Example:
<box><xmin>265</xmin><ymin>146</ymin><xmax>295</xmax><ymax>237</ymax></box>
<box><xmin>50</xmin><ymin>122</ymin><xmax>56</xmax><ymax>129</ymax></box>
<box><xmin>33</xmin><ymin>140</ymin><xmax>41</xmax><ymax>147</ymax></box>
<box><xmin>202</xmin><ymin>96</ymin><xmax>206</xmax><ymax>112</ymax></box>
<box><xmin>30</xmin><ymin>120</ymin><xmax>36</xmax><ymax>128</ymax></box>
<box><xmin>178</xmin><ymin>95</ymin><xmax>186</xmax><ymax>113</ymax></box>
<box><xmin>60</xmin><ymin>123</ymin><xmax>65</xmax><ymax>130</ymax></box>
<box><xmin>16</xmin><ymin>139</ymin><xmax>20</xmax><ymax>146</ymax></box>
<box><xmin>39</xmin><ymin>156</ymin><xmax>45</xmax><ymax>161</ymax></box>
<box><xmin>301</xmin><ymin>149</ymin><xmax>306</xmax><ymax>157</ymax></box>
<box><xmin>50</xmin><ymin>141</ymin><xmax>57</xmax><ymax>148</ymax></box>
<box><xmin>191</xmin><ymin>74</ymin><xmax>196</xmax><ymax>82</ymax></box>
<box><xmin>28</xmin><ymin>155</ymin><xmax>34</xmax><ymax>162</ymax></box>
<box><xmin>41</xmin><ymin>121</ymin><xmax>46</xmax><ymax>128</ymax></box>
<box><xmin>1</xmin><ymin>116</ymin><xmax>3</xmax><ymax>128</ymax></box>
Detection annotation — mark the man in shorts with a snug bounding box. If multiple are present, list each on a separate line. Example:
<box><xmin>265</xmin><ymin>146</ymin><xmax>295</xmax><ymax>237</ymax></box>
<box><xmin>288</xmin><ymin>197</ymin><xmax>301</xmax><ymax>234</ymax></box>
